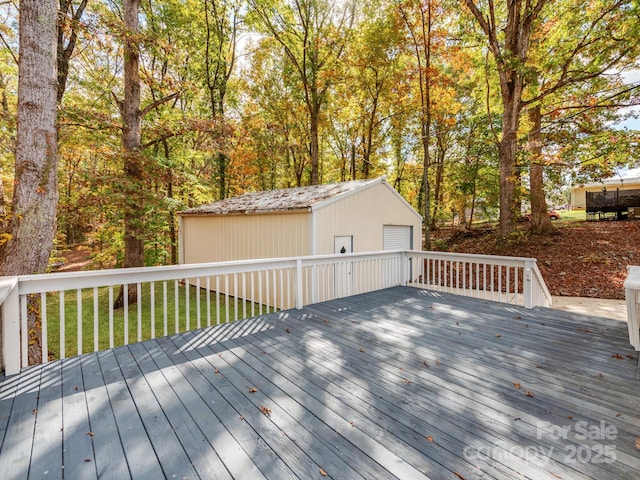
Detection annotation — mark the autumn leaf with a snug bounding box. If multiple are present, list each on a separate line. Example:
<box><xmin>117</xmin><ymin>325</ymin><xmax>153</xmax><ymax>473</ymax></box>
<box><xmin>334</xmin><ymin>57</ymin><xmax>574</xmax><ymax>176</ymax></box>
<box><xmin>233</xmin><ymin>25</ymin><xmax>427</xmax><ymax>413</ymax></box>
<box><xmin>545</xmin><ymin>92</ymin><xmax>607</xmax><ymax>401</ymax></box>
<box><xmin>319</xmin><ymin>467</ymin><xmax>328</xmax><ymax>476</ymax></box>
<box><xmin>359</xmin><ymin>347</ymin><xmax>365</xmax><ymax>353</ymax></box>
<box><xmin>495</xmin><ymin>334</ymin><xmax>502</xmax><ymax>338</ymax></box>
<box><xmin>401</xmin><ymin>379</ymin><xmax>413</xmax><ymax>384</ymax></box>
<box><xmin>285</xmin><ymin>327</ymin><xmax>290</xmax><ymax>334</ymax></box>
<box><xmin>426</xmin><ymin>436</ymin><xmax>434</xmax><ymax>442</ymax></box>
<box><xmin>32</xmin><ymin>409</ymin><xmax>37</xmax><ymax>415</ymax></box>
<box><xmin>259</xmin><ymin>405</ymin><xmax>272</xmax><ymax>415</ymax></box>
<box><xmin>422</xmin><ymin>360</ymin><xmax>429</xmax><ymax>368</ymax></box>
<box><xmin>249</xmin><ymin>387</ymin><xmax>258</xmax><ymax>393</ymax></box>
<box><xmin>525</xmin><ymin>390</ymin><xmax>534</xmax><ymax>397</ymax></box>
<box><xmin>214</xmin><ymin>368</ymin><xmax>220</xmax><ymax>374</ymax></box>
<box><xmin>86</xmin><ymin>431</ymin><xmax>95</xmax><ymax>438</ymax></box>
<box><xmin>612</xmin><ymin>354</ymin><xmax>624</xmax><ymax>359</ymax></box>
<box><xmin>513</xmin><ymin>382</ymin><xmax>521</xmax><ymax>389</ymax></box>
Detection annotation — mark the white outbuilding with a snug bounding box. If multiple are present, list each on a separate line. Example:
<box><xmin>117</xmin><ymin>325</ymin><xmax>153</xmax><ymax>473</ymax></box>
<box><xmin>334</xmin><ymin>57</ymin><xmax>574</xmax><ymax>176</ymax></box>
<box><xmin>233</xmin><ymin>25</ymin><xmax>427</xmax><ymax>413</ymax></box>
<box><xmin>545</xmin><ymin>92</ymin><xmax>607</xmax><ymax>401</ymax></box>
<box><xmin>178</xmin><ymin>176</ymin><xmax>422</xmax><ymax>265</ymax></box>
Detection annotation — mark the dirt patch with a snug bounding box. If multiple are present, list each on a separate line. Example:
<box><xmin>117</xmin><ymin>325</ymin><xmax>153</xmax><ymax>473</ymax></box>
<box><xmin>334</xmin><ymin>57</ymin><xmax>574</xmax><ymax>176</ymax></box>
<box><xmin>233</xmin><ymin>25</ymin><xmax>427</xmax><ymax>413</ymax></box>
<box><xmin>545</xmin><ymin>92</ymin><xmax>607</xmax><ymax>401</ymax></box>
<box><xmin>432</xmin><ymin>220</ymin><xmax>640</xmax><ymax>300</ymax></box>
<box><xmin>55</xmin><ymin>246</ymin><xmax>92</xmax><ymax>272</ymax></box>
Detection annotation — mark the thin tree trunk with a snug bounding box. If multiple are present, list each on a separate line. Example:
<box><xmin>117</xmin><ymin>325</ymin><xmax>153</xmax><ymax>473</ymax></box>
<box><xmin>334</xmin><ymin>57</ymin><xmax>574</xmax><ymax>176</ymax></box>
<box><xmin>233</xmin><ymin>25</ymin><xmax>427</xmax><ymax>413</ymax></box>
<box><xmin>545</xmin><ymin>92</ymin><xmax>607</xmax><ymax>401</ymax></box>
<box><xmin>528</xmin><ymin>105</ymin><xmax>553</xmax><ymax>233</ymax></box>
<box><xmin>0</xmin><ymin>0</ymin><xmax>58</xmax><ymax>365</ymax></box>
<box><xmin>115</xmin><ymin>0</ymin><xmax>143</xmax><ymax>309</ymax></box>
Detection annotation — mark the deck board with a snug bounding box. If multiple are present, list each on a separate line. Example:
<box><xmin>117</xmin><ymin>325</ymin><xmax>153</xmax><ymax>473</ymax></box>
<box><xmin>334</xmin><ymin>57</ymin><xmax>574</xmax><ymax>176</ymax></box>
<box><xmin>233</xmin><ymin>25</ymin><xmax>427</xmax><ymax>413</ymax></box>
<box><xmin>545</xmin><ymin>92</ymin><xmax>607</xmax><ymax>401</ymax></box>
<box><xmin>1</xmin><ymin>287</ymin><xmax>639</xmax><ymax>480</ymax></box>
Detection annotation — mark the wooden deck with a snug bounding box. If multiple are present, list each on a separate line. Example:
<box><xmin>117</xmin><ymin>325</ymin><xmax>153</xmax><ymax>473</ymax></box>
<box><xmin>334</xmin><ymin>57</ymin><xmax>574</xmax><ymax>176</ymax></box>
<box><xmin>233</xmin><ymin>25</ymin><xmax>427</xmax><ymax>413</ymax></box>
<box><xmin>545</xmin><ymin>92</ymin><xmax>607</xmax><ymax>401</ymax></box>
<box><xmin>0</xmin><ymin>287</ymin><xmax>638</xmax><ymax>480</ymax></box>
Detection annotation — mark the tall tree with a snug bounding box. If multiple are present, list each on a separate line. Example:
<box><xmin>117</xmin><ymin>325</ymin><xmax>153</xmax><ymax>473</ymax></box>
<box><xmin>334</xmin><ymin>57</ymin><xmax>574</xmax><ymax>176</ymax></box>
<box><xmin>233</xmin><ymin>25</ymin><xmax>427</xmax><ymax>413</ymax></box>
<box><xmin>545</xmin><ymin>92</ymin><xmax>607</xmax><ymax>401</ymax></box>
<box><xmin>249</xmin><ymin>0</ymin><xmax>356</xmax><ymax>185</ymax></box>
<box><xmin>464</xmin><ymin>0</ymin><xmax>549</xmax><ymax>237</ymax></box>
<box><xmin>0</xmin><ymin>0</ymin><xmax>58</xmax><ymax>364</ymax></box>
<box><xmin>0</xmin><ymin>0</ymin><xmax>58</xmax><ymax>276</ymax></box>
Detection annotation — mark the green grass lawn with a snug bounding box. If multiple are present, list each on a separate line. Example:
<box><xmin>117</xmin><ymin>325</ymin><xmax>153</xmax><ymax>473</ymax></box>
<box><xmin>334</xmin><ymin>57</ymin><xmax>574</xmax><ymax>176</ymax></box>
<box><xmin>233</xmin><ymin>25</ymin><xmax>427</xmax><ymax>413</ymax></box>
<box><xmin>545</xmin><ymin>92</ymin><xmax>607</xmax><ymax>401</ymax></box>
<box><xmin>42</xmin><ymin>282</ymin><xmax>275</xmax><ymax>360</ymax></box>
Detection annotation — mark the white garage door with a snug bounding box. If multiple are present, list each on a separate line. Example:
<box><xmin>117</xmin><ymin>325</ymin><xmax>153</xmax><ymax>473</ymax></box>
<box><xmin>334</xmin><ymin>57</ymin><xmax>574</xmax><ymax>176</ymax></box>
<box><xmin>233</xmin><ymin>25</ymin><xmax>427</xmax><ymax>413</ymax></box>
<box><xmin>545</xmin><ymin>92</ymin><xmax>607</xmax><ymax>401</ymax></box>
<box><xmin>383</xmin><ymin>225</ymin><xmax>413</xmax><ymax>250</ymax></box>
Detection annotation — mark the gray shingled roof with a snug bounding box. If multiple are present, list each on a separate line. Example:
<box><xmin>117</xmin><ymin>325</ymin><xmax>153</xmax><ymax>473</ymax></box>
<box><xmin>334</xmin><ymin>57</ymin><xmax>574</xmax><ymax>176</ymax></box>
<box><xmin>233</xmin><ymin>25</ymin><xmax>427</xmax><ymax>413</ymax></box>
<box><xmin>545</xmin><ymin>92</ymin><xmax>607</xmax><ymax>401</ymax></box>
<box><xmin>179</xmin><ymin>178</ymin><xmax>381</xmax><ymax>215</ymax></box>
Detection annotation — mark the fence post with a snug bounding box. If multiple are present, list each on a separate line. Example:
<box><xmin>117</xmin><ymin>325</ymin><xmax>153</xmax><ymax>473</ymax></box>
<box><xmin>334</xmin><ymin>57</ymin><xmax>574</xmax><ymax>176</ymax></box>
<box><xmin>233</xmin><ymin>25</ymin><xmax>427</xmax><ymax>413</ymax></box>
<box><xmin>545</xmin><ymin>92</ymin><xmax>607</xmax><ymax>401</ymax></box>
<box><xmin>295</xmin><ymin>259</ymin><xmax>303</xmax><ymax>310</ymax></box>
<box><xmin>1</xmin><ymin>277</ymin><xmax>21</xmax><ymax>375</ymax></box>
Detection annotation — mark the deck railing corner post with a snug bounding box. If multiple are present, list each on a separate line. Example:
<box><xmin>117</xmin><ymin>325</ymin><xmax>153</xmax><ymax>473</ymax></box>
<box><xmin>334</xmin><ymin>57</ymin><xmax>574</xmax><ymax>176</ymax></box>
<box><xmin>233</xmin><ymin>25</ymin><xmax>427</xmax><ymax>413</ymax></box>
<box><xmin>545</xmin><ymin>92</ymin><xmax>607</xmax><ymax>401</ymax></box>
<box><xmin>1</xmin><ymin>277</ymin><xmax>21</xmax><ymax>375</ymax></box>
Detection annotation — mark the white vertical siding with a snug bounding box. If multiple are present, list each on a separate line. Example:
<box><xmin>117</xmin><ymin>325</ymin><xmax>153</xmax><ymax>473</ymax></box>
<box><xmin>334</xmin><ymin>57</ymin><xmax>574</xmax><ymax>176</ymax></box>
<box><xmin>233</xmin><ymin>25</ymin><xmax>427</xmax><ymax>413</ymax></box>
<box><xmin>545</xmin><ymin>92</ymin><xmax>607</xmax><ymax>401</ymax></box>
<box><xmin>313</xmin><ymin>182</ymin><xmax>422</xmax><ymax>254</ymax></box>
<box><xmin>180</xmin><ymin>211</ymin><xmax>311</xmax><ymax>264</ymax></box>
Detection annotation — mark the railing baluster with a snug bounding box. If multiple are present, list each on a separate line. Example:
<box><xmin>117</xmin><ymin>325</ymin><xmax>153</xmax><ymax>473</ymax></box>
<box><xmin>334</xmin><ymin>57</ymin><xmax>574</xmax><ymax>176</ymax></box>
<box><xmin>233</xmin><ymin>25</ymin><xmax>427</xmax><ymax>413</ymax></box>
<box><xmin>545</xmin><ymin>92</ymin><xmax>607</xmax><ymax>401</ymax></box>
<box><xmin>109</xmin><ymin>286</ymin><xmax>114</xmax><ymax>349</ymax></box>
<box><xmin>225</xmin><ymin>274</ymin><xmax>230</xmax><ymax>323</ymax></box>
<box><xmin>196</xmin><ymin>278</ymin><xmax>201</xmax><ymax>329</ymax></box>
<box><xmin>41</xmin><ymin>292</ymin><xmax>48</xmax><ymax>363</ymax></box>
<box><xmin>163</xmin><ymin>281</ymin><xmax>168</xmax><ymax>336</ymax></box>
<box><xmin>60</xmin><ymin>290</ymin><xmax>65</xmax><ymax>359</ymax></box>
<box><xmin>77</xmin><ymin>288</ymin><xmax>83</xmax><ymax>355</ymax></box>
<box><xmin>137</xmin><ymin>283</ymin><xmax>142</xmax><ymax>342</ymax></box>
<box><xmin>250</xmin><ymin>272</ymin><xmax>255</xmax><ymax>318</ymax></box>
<box><xmin>124</xmin><ymin>283</ymin><xmax>129</xmax><ymax>345</ymax></box>
<box><xmin>185</xmin><ymin>277</ymin><xmax>190</xmax><ymax>332</ymax></box>
<box><xmin>174</xmin><ymin>280</ymin><xmax>179</xmax><ymax>334</ymax></box>
<box><xmin>258</xmin><ymin>271</ymin><xmax>263</xmax><ymax>316</ymax></box>
<box><xmin>150</xmin><ymin>281</ymin><xmax>155</xmax><ymax>339</ymax></box>
<box><xmin>233</xmin><ymin>273</ymin><xmax>238</xmax><ymax>322</ymax></box>
<box><xmin>93</xmin><ymin>287</ymin><xmax>99</xmax><ymax>351</ymax></box>
<box><xmin>216</xmin><ymin>276</ymin><xmax>220</xmax><ymax>325</ymax></box>
<box><xmin>206</xmin><ymin>277</ymin><xmax>211</xmax><ymax>327</ymax></box>
<box><xmin>242</xmin><ymin>273</ymin><xmax>247</xmax><ymax>319</ymax></box>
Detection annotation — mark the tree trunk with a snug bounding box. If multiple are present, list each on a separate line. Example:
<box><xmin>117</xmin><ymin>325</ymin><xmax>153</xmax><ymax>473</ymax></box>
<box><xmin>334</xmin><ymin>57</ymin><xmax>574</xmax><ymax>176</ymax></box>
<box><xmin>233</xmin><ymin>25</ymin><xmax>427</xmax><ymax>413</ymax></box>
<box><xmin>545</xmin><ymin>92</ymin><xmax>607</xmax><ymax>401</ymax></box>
<box><xmin>497</xmin><ymin>76</ymin><xmax>522</xmax><ymax>237</ymax></box>
<box><xmin>310</xmin><ymin>105</ymin><xmax>320</xmax><ymax>185</ymax></box>
<box><xmin>115</xmin><ymin>0</ymin><xmax>143</xmax><ymax>309</ymax></box>
<box><xmin>528</xmin><ymin>105</ymin><xmax>553</xmax><ymax>234</ymax></box>
<box><xmin>0</xmin><ymin>0</ymin><xmax>58</xmax><ymax>364</ymax></box>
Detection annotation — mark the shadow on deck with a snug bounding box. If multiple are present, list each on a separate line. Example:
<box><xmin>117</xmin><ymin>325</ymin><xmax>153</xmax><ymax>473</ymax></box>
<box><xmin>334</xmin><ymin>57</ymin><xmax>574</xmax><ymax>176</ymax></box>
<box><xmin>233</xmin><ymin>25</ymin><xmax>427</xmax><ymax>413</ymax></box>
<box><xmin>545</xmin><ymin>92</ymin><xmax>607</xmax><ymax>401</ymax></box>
<box><xmin>0</xmin><ymin>287</ymin><xmax>638</xmax><ymax>480</ymax></box>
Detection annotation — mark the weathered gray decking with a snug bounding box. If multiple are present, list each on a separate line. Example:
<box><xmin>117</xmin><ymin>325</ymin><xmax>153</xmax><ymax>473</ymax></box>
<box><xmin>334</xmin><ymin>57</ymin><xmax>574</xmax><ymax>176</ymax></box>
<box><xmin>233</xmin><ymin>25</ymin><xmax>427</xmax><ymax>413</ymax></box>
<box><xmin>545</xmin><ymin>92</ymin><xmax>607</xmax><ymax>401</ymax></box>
<box><xmin>1</xmin><ymin>287</ymin><xmax>638</xmax><ymax>480</ymax></box>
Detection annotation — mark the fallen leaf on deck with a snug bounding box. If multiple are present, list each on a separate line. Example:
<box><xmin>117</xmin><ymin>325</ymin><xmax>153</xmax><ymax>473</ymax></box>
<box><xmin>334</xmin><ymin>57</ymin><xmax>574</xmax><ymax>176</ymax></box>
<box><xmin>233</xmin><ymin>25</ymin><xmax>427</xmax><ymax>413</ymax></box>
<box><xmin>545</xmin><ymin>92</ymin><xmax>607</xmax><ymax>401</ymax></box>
<box><xmin>259</xmin><ymin>405</ymin><xmax>272</xmax><ymax>415</ymax></box>
<box><xmin>567</xmin><ymin>415</ymin><xmax>573</xmax><ymax>420</ymax></box>
<box><xmin>214</xmin><ymin>368</ymin><xmax>220</xmax><ymax>374</ymax></box>
<box><xmin>612</xmin><ymin>354</ymin><xmax>624</xmax><ymax>359</ymax></box>
<box><xmin>285</xmin><ymin>327</ymin><xmax>291</xmax><ymax>333</ymax></box>
<box><xmin>401</xmin><ymin>379</ymin><xmax>413</xmax><ymax>384</ymax></box>
<box><xmin>422</xmin><ymin>360</ymin><xmax>429</xmax><ymax>368</ymax></box>
<box><xmin>359</xmin><ymin>347</ymin><xmax>365</xmax><ymax>353</ymax></box>
<box><xmin>249</xmin><ymin>387</ymin><xmax>258</xmax><ymax>393</ymax></box>
<box><xmin>526</xmin><ymin>390</ymin><xmax>534</xmax><ymax>397</ymax></box>
<box><xmin>32</xmin><ymin>409</ymin><xmax>37</xmax><ymax>415</ymax></box>
<box><xmin>84</xmin><ymin>458</ymin><xmax>91</xmax><ymax>463</ymax></box>
<box><xmin>319</xmin><ymin>467</ymin><xmax>328</xmax><ymax>476</ymax></box>
<box><xmin>426</xmin><ymin>436</ymin><xmax>433</xmax><ymax>442</ymax></box>
<box><xmin>635</xmin><ymin>438</ymin><xmax>640</xmax><ymax>449</ymax></box>
<box><xmin>513</xmin><ymin>382</ymin><xmax>521</xmax><ymax>389</ymax></box>
<box><xmin>323</xmin><ymin>319</ymin><xmax>330</xmax><ymax>323</ymax></box>
<box><xmin>435</xmin><ymin>360</ymin><xmax>441</xmax><ymax>366</ymax></box>
<box><xmin>495</xmin><ymin>334</ymin><xmax>501</xmax><ymax>338</ymax></box>
<box><xmin>86</xmin><ymin>431</ymin><xmax>94</xmax><ymax>438</ymax></box>
<box><xmin>261</xmin><ymin>351</ymin><xmax>267</xmax><ymax>354</ymax></box>
<box><xmin>454</xmin><ymin>472</ymin><xmax>467</xmax><ymax>480</ymax></box>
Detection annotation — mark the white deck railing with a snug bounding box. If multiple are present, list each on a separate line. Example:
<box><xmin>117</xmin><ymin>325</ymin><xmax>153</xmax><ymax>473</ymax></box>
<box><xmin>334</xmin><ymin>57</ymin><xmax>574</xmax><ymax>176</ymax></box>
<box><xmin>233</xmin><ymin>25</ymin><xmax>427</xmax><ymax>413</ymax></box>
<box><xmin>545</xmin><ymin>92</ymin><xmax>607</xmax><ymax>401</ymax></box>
<box><xmin>0</xmin><ymin>250</ymin><xmax>551</xmax><ymax>375</ymax></box>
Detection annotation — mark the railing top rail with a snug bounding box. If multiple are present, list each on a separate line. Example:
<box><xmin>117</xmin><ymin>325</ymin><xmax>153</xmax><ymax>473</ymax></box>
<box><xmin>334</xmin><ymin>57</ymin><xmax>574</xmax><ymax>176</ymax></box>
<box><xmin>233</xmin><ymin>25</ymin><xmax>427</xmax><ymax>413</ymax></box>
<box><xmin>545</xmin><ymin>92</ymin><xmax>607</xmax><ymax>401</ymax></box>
<box><xmin>408</xmin><ymin>250</ymin><xmax>538</xmax><ymax>266</ymax></box>
<box><xmin>6</xmin><ymin>250</ymin><xmax>407</xmax><ymax>296</ymax></box>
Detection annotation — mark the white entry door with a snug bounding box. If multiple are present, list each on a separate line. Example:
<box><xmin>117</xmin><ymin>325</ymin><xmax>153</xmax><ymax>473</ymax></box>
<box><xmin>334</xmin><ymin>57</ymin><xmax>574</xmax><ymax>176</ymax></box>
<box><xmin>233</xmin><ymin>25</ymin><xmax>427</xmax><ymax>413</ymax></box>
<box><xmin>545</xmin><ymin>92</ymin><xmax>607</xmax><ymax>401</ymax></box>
<box><xmin>334</xmin><ymin>236</ymin><xmax>353</xmax><ymax>298</ymax></box>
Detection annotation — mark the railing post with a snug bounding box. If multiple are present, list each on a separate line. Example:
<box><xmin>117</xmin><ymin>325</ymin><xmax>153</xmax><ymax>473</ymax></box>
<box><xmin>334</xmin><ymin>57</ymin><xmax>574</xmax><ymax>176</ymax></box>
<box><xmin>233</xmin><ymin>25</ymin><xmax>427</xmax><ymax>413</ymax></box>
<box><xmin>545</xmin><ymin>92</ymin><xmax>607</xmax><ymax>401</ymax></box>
<box><xmin>295</xmin><ymin>259</ymin><xmax>303</xmax><ymax>310</ymax></box>
<box><xmin>400</xmin><ymin>252</ymin><xmax>408</xmax><ymax>286</ymax></box>
<box><xmin>1</xmin><ymin>277</ymin><xmax>21</xmax><ymax>375</ymax></box>
<box><xmin>524</xmin><ymin>260</ymin><xmax>534</xmax><ymax>309</ymax></box>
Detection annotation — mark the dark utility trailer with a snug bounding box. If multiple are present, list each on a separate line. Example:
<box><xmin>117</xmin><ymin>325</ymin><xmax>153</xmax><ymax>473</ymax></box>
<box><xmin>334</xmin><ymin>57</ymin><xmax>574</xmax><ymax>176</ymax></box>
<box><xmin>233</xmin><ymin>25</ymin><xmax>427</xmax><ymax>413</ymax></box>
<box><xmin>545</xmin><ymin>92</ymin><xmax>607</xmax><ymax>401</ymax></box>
<box><xmin>586</xmin><ymin>188</ymin><xmax>640</xmax><ymax>220</ymax></box>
